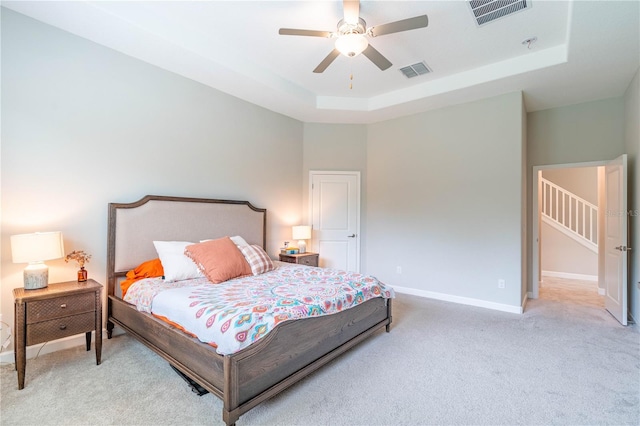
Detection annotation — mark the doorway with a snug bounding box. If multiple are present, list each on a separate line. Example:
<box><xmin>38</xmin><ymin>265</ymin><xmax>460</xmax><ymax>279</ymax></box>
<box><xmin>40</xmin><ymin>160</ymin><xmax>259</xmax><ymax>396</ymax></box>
<box><xmin>537</xmin><ymin>165</ymin><xmax>603</xmax><ymax>307</ymax></box>
<box><xmin>309</xmin><ymin>171</ymin><xmax>361</xmax><ymax>272</ymax></box>
<box><xmin>532</xmin><ymin>156</ymin><xmax>629</xmax><ymax>324</ymax></box>
<box><xmin>530</xmin><ymin>161</ymin><xmax>607</xmax><ymax>299</ymax></box>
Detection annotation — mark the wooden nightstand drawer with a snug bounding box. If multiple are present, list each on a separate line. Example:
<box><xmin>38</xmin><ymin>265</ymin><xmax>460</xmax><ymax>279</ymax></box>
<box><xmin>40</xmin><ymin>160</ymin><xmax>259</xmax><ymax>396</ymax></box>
<box><xmin>298</xmin><ymin>256</ymin><xmax>318</xmax><ymax>266</ymax></box>
<box><xmin>279</xmin><ymin>252</ymin><xmax>319</xmax><ymax>267</ymax></box>
<box><xmin>26</xmin><ymin>312</ymin><xmax>96</xmax><ymax>346</ymax></box>
<box><xmin>26</xmin><ymin>293</ymin><xmax>95</xmax><ymax>324</ymax></box>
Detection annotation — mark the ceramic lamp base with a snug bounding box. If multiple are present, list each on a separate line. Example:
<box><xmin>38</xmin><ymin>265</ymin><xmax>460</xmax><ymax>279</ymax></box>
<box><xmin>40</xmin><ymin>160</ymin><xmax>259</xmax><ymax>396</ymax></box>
<box><xmin>24</xmin><ymin>263</ymin><xmax>48</xmax><ymax>290</ymax></box>
<box><xmin>297</xmin><ymin>240</ymin><xmax>307</xmax><ymax>254</ymax></box>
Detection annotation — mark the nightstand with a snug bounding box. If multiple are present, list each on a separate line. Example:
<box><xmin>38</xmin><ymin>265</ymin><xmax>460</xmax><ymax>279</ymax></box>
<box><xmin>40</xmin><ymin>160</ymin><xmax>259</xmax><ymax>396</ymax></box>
<box><xmin>13</xmin><ymin>279</ymin><xmax>102</xmax><ymax>389</ymax></box>
<box><xmin>279</xmin><ymin>252</ymin><xmax>319</xmax><ymax>267</ymax></box>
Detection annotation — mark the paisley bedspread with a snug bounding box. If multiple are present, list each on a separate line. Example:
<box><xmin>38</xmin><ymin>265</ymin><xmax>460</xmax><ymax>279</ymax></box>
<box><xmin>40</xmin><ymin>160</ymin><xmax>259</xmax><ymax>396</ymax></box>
<box><xmin>123</xmin><ymin>263</ymin><xmax>394</xmax><ymax>355</ymax></box>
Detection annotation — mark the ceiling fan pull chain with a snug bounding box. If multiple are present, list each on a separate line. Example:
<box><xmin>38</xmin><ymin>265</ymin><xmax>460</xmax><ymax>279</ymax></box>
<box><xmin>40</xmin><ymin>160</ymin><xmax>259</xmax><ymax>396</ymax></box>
<box><xmin>349</xmin><ymin>61</ymin><xmax>354</xmax><ymax>90</ymax></box>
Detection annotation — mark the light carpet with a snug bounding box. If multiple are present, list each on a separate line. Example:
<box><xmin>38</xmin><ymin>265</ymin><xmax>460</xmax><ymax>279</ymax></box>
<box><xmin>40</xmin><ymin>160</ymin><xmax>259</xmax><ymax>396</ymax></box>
<box><xmin>1</xmin><ymin>292</ymin><xmax>638</xmax><ymax>425</ymax></box>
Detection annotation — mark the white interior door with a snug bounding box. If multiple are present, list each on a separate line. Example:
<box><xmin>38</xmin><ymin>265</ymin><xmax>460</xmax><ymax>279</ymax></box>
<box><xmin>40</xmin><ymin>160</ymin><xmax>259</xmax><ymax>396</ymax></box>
<box><xmin>310</xmin><ymin>172</ymin><xmax>360</xmax><ymax>272</ymax></box>
<box><xmin>604</xmin><ymin>154</ymin><xmax>628</xmax><ymax>325</ymax></box>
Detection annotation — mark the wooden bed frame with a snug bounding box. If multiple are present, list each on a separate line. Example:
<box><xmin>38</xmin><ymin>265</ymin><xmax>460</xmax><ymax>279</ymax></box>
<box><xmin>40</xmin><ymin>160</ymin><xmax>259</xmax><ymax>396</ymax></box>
<box><xmin>106</xmin><ymin>195</ymin><xmax>392</xmax><ymax>425</ymax></box>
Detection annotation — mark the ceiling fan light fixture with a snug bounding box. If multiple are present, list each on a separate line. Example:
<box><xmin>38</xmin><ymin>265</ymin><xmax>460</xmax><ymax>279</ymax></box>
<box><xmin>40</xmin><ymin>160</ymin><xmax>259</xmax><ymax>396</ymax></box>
<box><xmin>335</xmin><ymin>34</ymin><xmax>368</xmax><ymax>57</ymax></box>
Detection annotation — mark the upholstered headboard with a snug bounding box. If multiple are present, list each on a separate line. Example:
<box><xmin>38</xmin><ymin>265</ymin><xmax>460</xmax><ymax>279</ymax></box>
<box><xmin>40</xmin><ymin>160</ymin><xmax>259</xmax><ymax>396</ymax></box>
<box><xmin>107</xmin><ymin>195</ymin><xmax>266</xmax><ymax>296</ymax></box>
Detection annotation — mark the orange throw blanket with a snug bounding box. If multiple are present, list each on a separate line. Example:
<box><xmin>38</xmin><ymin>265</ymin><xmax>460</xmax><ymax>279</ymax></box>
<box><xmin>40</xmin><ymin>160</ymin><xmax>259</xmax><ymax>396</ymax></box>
<box><xmin>120</xmin><ymin>258</ymin><xmax>164</xmax><ymax>298</ymax></box>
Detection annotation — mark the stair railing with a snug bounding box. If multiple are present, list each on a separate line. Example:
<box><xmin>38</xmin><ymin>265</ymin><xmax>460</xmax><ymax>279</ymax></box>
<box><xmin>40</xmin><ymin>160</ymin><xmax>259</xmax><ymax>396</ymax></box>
<box><xmin>540</xmin><ymin>177</ymin><xmax>598</xmax><ymax>252</ymax></box>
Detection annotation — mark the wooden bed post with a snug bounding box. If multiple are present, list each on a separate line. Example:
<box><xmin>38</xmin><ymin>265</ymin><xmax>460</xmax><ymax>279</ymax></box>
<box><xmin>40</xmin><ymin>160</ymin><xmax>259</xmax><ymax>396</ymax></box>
<box><xmin>223</xmin><ymin>355</ymin><xmax>239</xmax><ymax>426</ymax></box>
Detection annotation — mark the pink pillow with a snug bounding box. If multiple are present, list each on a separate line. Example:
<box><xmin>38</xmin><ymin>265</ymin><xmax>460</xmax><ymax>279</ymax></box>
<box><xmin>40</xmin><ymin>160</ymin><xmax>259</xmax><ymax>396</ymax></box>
<box><xmin>184</xmin><ymin>237</ymin><xmax>251</xmax><ymax>284</ymax></box>
<box><xmin>240</xmin><ymin>245</ymin><xmax>275</xmax><ymax>275</ymax></box>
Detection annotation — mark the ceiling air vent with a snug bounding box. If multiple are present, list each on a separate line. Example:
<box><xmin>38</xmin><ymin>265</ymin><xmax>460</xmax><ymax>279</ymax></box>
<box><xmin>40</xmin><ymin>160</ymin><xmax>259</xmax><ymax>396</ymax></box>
<box><xmin>400</xmin><ymin>62</ymin><xmax>432</xmax><ymax>79</ymax></box>
<box><xmin>469</xmin><ymin>0</ymin><xmax>531</xmax><ymax>26</ymax></box>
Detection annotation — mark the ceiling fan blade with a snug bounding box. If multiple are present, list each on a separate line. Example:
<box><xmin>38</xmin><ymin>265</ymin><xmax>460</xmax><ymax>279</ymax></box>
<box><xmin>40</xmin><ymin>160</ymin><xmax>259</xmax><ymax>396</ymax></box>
<box><xmin>369</xmin><ymin>15</ymin><xmax>429</xmax><ymax>37</ymax></box>
<box><xmin>313</xmin><ymin>49</ymin><xmax>341</xmax><ymax>73</ymax></box>
<box><xmin>343</xmin><ymin>0</ymin><xmax>360</xmax><ymax>24</ymax></box>
<box><xmin>279</xmin><ymin>28</ymin><xmax>332</xmax><ymax>38</ymax></box>
<box><xmin>362</xmin><ymin>45</ymin><xmax>392</xmax><ymax>71</ymax></box>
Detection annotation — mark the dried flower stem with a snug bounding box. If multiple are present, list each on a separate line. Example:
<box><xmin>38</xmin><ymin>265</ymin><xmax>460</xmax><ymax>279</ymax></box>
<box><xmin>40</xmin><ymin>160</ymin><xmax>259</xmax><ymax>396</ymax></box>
<box><xmin>64</xmin><ymin>250</ymin><xmax>91</xmax><ymax>268</ymax></box>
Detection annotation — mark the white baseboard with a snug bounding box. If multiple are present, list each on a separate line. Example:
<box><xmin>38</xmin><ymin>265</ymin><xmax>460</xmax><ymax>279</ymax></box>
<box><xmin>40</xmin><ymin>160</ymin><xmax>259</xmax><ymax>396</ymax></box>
<box><xmin>0</xmin><ymin>327</ymin><xmax>124</xmax><ymax>366</ymax></box>
<box><xmin>542</xmin><ymin>270</ymin><xmax>598</xmax><ymax>282</ymax></box>
<box><xmin>393</xmin><ymin>286</ymin><xmax>523</xmax><ymax>314</ymax></box>
<box><xmin>531</xmin><ymin>288</ymin><xmax>604</xmax><ymax>298</ymax></box>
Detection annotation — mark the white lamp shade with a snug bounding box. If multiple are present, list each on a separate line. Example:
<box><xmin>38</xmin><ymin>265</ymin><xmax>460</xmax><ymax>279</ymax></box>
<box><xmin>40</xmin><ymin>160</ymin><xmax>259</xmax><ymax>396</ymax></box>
<box><xmin>11</xmin><ymin>232</ymin><xmax>64</xmax><ymax>263</ymax></box>
<box><xmin>292</xmin><ymin>226</ymin><xmax>312</xmax><ymax>240</ymax></box>
<box><xmin>335</xmin><ymin>34</ymin><xmax>368</xmax><ymax>57</ymax></box>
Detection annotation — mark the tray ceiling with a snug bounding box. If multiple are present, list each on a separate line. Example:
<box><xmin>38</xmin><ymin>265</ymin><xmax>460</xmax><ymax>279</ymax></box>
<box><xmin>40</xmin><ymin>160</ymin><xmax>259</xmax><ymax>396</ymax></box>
<box><xmin>2</xmin><ymin>1</ymin><xmax>638</xmax><ymax>123</ymax></box>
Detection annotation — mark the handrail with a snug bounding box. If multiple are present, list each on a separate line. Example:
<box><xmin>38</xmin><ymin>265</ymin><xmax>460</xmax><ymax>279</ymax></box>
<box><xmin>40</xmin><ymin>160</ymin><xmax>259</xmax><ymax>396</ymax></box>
<box><xmin>540</xmin><ymin>177</ymin><xmax>598</xmax><ymax>250</ymax></box>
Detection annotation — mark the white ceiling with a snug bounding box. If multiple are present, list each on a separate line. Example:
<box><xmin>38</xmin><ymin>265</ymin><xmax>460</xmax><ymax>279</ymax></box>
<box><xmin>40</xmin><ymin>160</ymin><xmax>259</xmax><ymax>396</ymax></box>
<box><xmin>3</xmin><ymin>1</ymin><xmax>639</xmax><ymax>123</ymax></box>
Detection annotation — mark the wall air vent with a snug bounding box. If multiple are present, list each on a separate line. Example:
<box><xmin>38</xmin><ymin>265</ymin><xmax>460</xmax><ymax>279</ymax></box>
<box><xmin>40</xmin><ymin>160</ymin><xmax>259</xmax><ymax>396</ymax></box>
<box><xmin>469</xmin><ymin>0</ymin><xmax>531</xmax><ymax>26</ymax></box>
<box><xmin>399</xmin><ymin>62</ymin><xmax>432</xmax><ymax>79</ymax></box>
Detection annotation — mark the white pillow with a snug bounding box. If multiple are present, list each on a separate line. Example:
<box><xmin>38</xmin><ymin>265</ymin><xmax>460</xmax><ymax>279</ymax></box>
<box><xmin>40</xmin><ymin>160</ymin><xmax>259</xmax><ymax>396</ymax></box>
<box><xmin>153</xmin><ymin>241</ymin><xmax>205</xmax><ymax>282</ymax></box>
<box><xmin>230</xmin><ymin>235</ymin><xmax>250</xmax><ymax>249</ymax></box>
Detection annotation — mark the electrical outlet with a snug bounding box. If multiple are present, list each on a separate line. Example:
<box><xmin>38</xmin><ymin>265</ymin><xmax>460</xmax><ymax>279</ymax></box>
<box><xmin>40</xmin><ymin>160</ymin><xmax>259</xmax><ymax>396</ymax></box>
<box><xmin>498</xmin><ymin>279</ymin><xmax>506</xmax><ymax>289</ymax></box>
<box><xmin>396</xmin><ymin>266</ymin><xmax>402</xmax><ymax>274</ymax></box>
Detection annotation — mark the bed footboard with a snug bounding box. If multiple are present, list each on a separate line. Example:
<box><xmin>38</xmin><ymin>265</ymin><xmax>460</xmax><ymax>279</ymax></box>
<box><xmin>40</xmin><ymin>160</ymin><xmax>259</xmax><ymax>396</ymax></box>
<box><xmin>223</xmin><ymin>297</ymin><xmax>392</xmax><ymax>425</ymax></box>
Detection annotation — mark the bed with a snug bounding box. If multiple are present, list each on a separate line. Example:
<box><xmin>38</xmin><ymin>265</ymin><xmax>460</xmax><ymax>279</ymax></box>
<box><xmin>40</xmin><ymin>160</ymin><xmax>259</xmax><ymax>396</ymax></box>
<box><xmin>106</xmin><ymin>195</ymin><xmax>393</xmax><ymax>425</ymax></box>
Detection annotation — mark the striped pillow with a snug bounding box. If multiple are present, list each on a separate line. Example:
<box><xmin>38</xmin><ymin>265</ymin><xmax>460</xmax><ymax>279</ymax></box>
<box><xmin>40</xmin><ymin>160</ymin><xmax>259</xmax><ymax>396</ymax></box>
<box><xmin>240</xmin><ymin>244</ymin><xmax>275</xmax><ymax>275</ymax></box>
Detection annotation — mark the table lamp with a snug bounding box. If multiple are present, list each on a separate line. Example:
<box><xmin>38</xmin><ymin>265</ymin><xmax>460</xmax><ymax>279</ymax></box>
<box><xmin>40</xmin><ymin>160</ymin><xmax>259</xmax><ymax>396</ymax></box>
<box><xmin>292</xmin><ymin>225</ymin><xmax>311</xmax><ymax>254</ymax></box>
<box><xmin>11</xmin><ymin>231</ymin><xmax>64</xmax><ymax>290</ymax></box>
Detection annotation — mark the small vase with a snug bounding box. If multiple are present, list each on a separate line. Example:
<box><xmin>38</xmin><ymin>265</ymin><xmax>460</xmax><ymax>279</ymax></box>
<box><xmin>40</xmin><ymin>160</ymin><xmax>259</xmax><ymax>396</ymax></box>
<box><xmin>78</xmin><ymin>267</ymin><xmax>88</xmax><ymax>282</ymax></box>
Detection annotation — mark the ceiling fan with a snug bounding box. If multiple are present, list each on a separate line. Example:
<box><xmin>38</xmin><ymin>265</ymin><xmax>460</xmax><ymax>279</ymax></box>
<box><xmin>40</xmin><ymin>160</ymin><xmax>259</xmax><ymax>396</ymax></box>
<box><xmin>279</xmin><ymin>0</ymin><xmax>428</xmax><ymax>73</ymax></box>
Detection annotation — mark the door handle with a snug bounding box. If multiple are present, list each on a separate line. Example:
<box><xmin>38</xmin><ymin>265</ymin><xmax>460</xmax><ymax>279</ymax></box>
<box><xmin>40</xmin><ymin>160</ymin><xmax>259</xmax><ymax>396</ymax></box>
<box><xmin>347</xmin><ymin>234</ymin><xmax>357</xmax><ymax>238</ymax></box>
<box><xmin>615</xmin><ymin>246</ymin><xmax>630</xmax><ymax>251</ymax></box>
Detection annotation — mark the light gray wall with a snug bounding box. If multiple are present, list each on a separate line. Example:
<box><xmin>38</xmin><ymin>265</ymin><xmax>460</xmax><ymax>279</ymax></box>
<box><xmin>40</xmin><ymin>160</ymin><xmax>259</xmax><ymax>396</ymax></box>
<box><xmin>366</xmin><ymin>92</ymin><xmax>525</xmax><ymax>308</ymax></box>
<box><xmin>521</xmin><ymin>99</ymin><xmax>529</xmax><ymax>305</ymax></box>
<box><xmin>624</xmin><ymin>67</ymin><xmax>640</xmax><ymax>322</ymax></box>
<box><xmin>0</xmin><ymin>9</ymin><xmax>304</xmax><ymax>349</ymax></box>
<box><xmin>527</xmin><ymin>97</ymin><xmax>626</xmax><ymax>294</ymax></box>
<box><xmin>541</xmin><ymin>222</ymin><xmax>598</xmax><ymax>277</ymax></box>
<box><xmin>301</xmin><ymin>123</ymin><xmax>368</xmax><ymax>268</ymax></box>
<box><xmin>528</xmin><ymin>98</ymin><xmax>625</xmax><ymax>166</ymax></box>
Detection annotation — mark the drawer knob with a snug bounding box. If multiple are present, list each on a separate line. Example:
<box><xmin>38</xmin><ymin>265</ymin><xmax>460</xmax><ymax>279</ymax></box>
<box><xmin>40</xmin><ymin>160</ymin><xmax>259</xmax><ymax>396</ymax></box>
<box><xmin>60</xmin><ymin>304</ymin><xmax>67</xmax><ymax>309</ymax></box>
<box><xmin>59</xmin><ymin>324</ymin><xmax>67</xmax><ymax>330</ymax></box>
